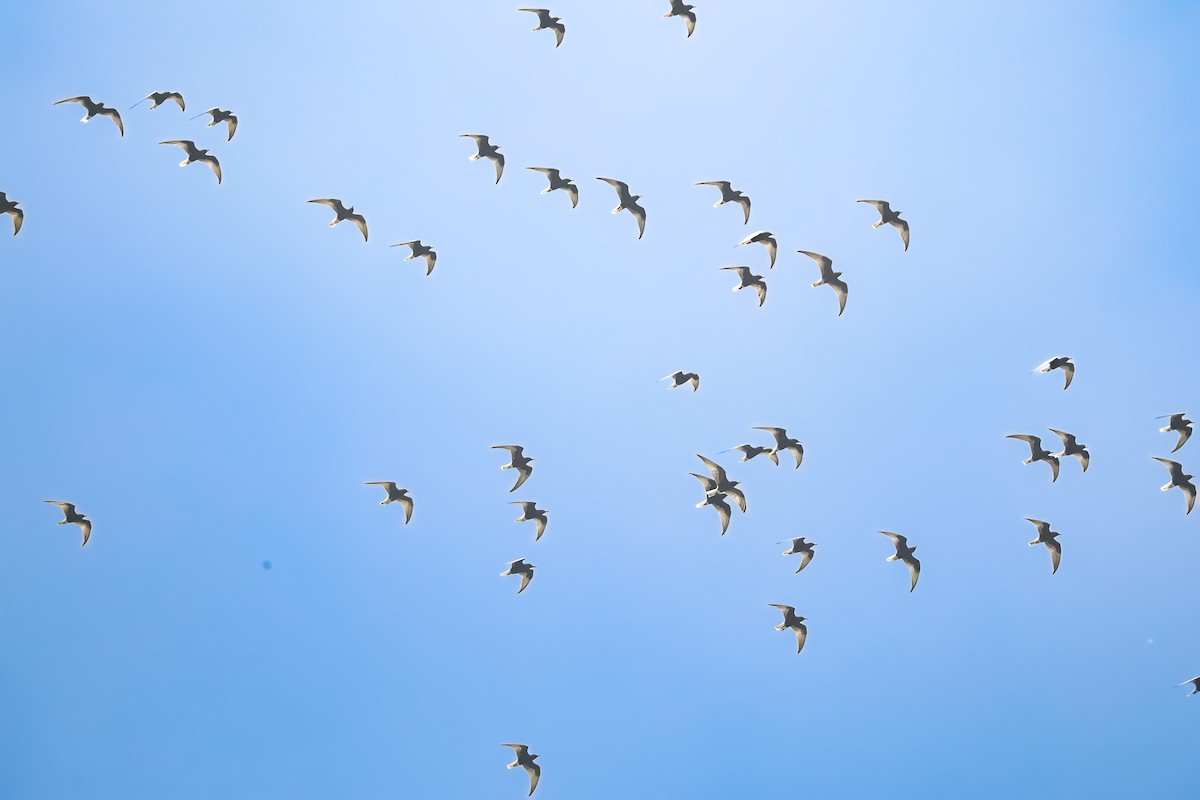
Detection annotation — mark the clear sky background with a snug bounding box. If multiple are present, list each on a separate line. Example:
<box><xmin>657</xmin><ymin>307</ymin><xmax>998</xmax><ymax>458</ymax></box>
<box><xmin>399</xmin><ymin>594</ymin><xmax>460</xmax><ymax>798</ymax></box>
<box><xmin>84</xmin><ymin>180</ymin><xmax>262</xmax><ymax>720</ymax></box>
<box><xmin>2</xmin><ymin>1</ymin><xmax>1198</xmax><ymax>797</ymax></box>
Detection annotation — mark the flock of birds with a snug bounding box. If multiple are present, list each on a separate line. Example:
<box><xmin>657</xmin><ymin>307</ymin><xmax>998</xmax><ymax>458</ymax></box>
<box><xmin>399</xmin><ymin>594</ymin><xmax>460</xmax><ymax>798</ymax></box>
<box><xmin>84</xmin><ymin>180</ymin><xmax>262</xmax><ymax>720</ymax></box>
<box><xmin>14</xmin><ymin>4</ymin><xmax>1198</xmax><ymax>795</ymax></box>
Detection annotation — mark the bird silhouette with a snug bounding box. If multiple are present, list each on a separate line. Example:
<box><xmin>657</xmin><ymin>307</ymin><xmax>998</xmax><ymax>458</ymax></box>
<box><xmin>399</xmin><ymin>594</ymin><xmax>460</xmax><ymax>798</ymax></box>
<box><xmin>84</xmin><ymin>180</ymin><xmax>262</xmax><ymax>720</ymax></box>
<box><xmin>799</xmin><ymin>250</ymin><xmax>848</xmax><ymax>316</ymax></box>
<box><xmin>390</xmin><ymin>240</ymin><xmax>438</xmax><ymax>274</ymax></box>
<box><xmin>738</xmin><ymin>231</ymin><xmax>777</xmax><ymax>268</ymax></box>
<box><xmin>753</xmin><ymin>427</ymin><xmax>804</xmax><ymax>468</ymax></box>
<box><xmin>720</xmin><ymin>444</ymin><xmax>779</xmax><ymax>465</ymax></box>
<box><xmin>1047</xmin><ymin>428</ymin><xmax>1089</xmax><ymax>473</ymax></box>
<box><xmin>1035</xmin><ymin>356</ymin><xmax>1075</xmax><ymax>390</ymax></box>
<box><xmin>364</xmin><ymin>482</ymin><xmax>413</xmax><ymax>523</ymax></box>
<box><xmin>308</xmin><ymin>199</ymin><xmax>368</xmax><ymax>242</ymax></box>
<box><xmin>44</xmin><ymin>501</ymin><xmax>92</xmax><ymax>546</ymax></box>
<box><xmin>781</xmin><ymin>537</ymin><xmax>816</xmax><ymax>573</ymax></box>
<box><xmin>696</xmin><ymin>454</ymin><xmax>746</xmax><ymax>512</ymax></box>
<box><xmin>526</xmin><ymin>167</ymin><xmax>578</xmax><ymax>207</ymax></box>
<box><xmin>501</xmin><ymin>559</ymin><xmax>536</xmax><ymax>594</ymax></box>
<box><xmin>0</xmin><ymin>192</ymin><xmax>23</xmax><ymax>236</ymax></box>
<box><xmin>857</xmin><ymin>199</ymin><xmax>909</xmax><ymax>251</ymax></box>
<box><xmin>1158</xmin><ymin>413</ymin><xmax>1193</xmax><ymax>453</ymax></box>
<box><xmin>880</xmin><ymin>531</ymin><xmax>921</xmax><ymax>592</ymax></box>
<box><xmin>53</xmin><ymin>96</ymin><xmax>124</xmax><ymax>136</ymax></box>
<box><xmin>1151</xmin><ymin>457</ymin><xmax>1196</xmax><ymax>514</ymax></box>
<box><xmin>1006</xmin><ymin>435</ymin><xmax>1061</xmax><ymax>482</ymax></box>
<box><xmin>661</xmin><ymin>371</ymin><xmax>700</xmax><ymax>391</ymax></box>
<box><xmin>697</xmin><ymin>491</ymin><xmax>732</xmax><ymax>535</ymax></box>
<box><xmin>721</xmin><ymin>266</ymin><xmax>767</xmax><ymax>307</ymax></box>
<box><xmin>134</xmin><ymin>90</ymin><xmax>185</xmax><ymax>111</ymax></box>
<box><xmin>696</xmin><ymin>181</ymin><xmax>751</xmax><ymax>224</ymax></box>
<box><xmin>768</xmin><ymin>604</ymin><xmax>808</xmax><ymax>653</ymax></box>
<box><xmin>193</xmin><ymin>107</ymin><xmax>238</xmax><ymax>141</ymax></box>
<box><xmin>510</xmin><ymin>501</ymin><xmax>548</xmax><ymax>540</ymax></box>
<box><xmin>518</xmin><ymin>8</ymin><xmax>565</xmax><ymax>47</ymax></box>
<box><xmin>461</xmin><ymin>134</ymin><xmax>505</xmax><ymax>183</ymax></box>
<box><xmin>1180</xmin><ymin>677</ymin><xmax>1200</xmax><ymax>696</ymax></box>
<box><xmin>159</xmin><ymin>140</ymin><xmax>221</xmax><ymax>184</ymax></box>
<box><xmin>502</xmin><ymin>744</ymin><xmax>541</xmax><ymax>796</ymax></box>
<box><xmin>596</xmin><ymin>178</ymin><xmax>646</xmax><ymax>239</ymax></box>
<box><xmin>1025</xmin><ymin>518</ymin><xmax>1062</xmax><ymax>574</ymax></box>
<box><xmin>663</xmin><ymin>0</ymin><xmax>697</xmax><ymax>37</ymax></box>
<box><xmin>492</xmin><ymin>445</ymin><xmax>534</xmax><ymax>492</ymax></box>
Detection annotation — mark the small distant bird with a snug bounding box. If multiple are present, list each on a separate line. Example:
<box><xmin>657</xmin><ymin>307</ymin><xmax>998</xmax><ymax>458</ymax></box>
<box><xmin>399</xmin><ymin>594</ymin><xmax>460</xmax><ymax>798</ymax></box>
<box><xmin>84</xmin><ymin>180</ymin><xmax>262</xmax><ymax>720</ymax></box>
<box><xmin>1048</xmin><ymin>428</ymin><xmax>1089</xmax><ymax>472</ymax></box>
<box><xmin>44</xmin><ymin>501</ymin><xmax>92</xmax><ymax>546</ymax></box>
<box><xmin>53</xmin><ymin>96</ymin><xmax>124</xmax><ymax>136</ymax></box>
<box><xmin>1034</xmin><ymin>356</ymin><xmax>1075</xmax><ymax>390</ymax></box>
<box><xmin>661</xmin><ymin>371</ymin><xmax>700</xmax><ymax>391</ymax></box>
<box><xmin>501</xmin><ymin>559</ymin><xmax>536</xmax><ymax>594</ymax></box>
<box><xmin>697</xmin><ymin>491</ymin><xmax>732</xmax><ymax>535</ymax></box>
<box><xmin>697</xmin><ymin>454</ymin><xmax>746</xmax><ymax>512</ymax></box>
<box><xmin>738</xmin><ymin>231</ymin><xmax>777</xmax><ymax>268</ymax></box>
<box><xmin>1025</xmin><ymin>518</ymin><xmax>1062</xmax><ymax>574</ymax></box>
<box><xmin>1158</xmin><ymin>413</ymin><xmax>1193</xmax><ymax>453</ymax></box>
<box><xmin>799</xmin><ymin>250</ymin><xmax>848</xmax><ymax>317</ymax></box>
<box><xmin>502</xmin><ymin>744</ymin><xmax>541</xmax><ymax>796</ymax></box>
<box><xmin>390</xmin><ymin>240</ymin><xmax>437</xmax><ymax>275</ymax></box>
<box><xmin>721</xmin><ymin>266</ymin><xmax>767</xmax><ymax>307</ymax></box>
<box><xmin>696</xmin><ymin>181</ymin><xmax>751</xmax><ymax>224</ymax></box>
<box><xmin>767</xmin><ymin>604</ymin><xmax>808</xmax><ymax>654</ymax></box>
<box><xmin>526</xmin><ymin>167</ymin><xmax>578</xmax><ymax>208</ymax></box>
<box><xmin>857</xmin><ymin>199</ymin><xmax>909</xmax><ymax>251</ymax></box>
<box><xmin>364</xmin><ymin>482</ymin><xmax>413</xmax><ymax>523</ymax></box>
<box><xmin>133</xmin><ymin>90</ymin><xmax>185</xmax><ymax>111</ymax></box>
<box><xmin>753</xmin><ymin>426</ymin><xmax>804</xmax><ymax>468</ymax></box>
<box><xmin>1006</xmin><ymin>434</ymin><xmax>1061</xmax><ymax>482</ymax></box>
<box><xmin>518</xmin><ymin>8</ymin><xmax>565</xmax><ymax>47</ymax></box>
<box><xmin>461</xmin><ymin>134</ymin><xmax>505</xmax><ymax>184</ymax></box>
<box><xmin>1151</xmin><ymin>457</ymin><xmax>1196</xmax><ymax>515</ymax></box>
<box><xmin>879</xmin><ymin>531</ymin><xmax>921</xmax><ymax>592</ymax></box>
<box><xmin>1180</xmin><ymin>677</ymin><xmax>1200</xmax><ymax>696</ymax></box>
<box><xmin>663</xmin><ymin>0</ymin><xmax>697</xmax><ymax>37</ymax></box>
<box><xmin>492</xmin><ymin>445</ymin><xmax>534</xmax><ymax>492</ymax></box>
<box><xmin>308</xmin><ymin>198</ymin><xmax>368</xmax><ymax>242</ymax></box>
<box><xmin>596</xmin><ymin>178</ymin><xmax>646</xmax><ymax>239</ymax></box>
<box><xmin>191</xmin><ymin>107</ymin><xmax>238</xmax><ymax>141</ymax></box>
<box><xmin>159</xmin><ymin>140</ymin><xmax>221</xmax><ymax>184</ymax></box>
<box><xmin>781</xmin><ymin>537</ymin><xmax>816</xmax><ymax>573</ymax></box>
<box><xmin>0</xmin><ymin>192</ymin><xmax>23</xmax><ymax>236</ymax></box>
<box><xmin>720</xmin><ymin>444</ymin><xmax>779</xmax><ymax>465</ymax></box>
<box><xmin>510</xmin><ymin>501</ymin><xmax>548</xmax><ymax>540</ymax></box>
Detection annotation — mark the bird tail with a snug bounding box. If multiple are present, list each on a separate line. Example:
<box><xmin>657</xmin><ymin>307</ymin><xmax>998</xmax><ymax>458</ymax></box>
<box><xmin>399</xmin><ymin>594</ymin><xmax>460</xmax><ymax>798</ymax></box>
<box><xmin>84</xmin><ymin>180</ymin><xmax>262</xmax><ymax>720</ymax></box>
<box><xmin>872</xmin><ymin>221</ymin><xmax>884</xmax><ymax>228</ymax></box>
<box><xmin>612</xmin><ymin>205</ymin><xmax>624</xmax><ymax>214</ymax></box>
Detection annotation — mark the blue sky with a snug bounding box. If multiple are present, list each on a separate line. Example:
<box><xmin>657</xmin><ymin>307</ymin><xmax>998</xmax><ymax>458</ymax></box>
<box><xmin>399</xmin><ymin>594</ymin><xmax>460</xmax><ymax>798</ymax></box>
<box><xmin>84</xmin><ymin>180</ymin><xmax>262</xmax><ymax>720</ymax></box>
<box><xmin>2</xmin><ymin>1</ymin><xmax>1199</xmax><ymax>797</ymax></box>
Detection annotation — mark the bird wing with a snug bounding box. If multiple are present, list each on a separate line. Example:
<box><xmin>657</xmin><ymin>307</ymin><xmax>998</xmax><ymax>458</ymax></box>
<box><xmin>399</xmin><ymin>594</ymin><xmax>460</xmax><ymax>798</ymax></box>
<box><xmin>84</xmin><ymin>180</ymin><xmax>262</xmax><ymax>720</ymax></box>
<box><xmin>857</xmin><ymin>199</ymin><xmax>891</xmax><ymax>214</ymax></box>
<box><xmin>44</xmin><ymin>500</ymin><xmax>76</xmax><ymax>514</ymax></box>
<box><xmin>54</xmin><ymin>96</ymin><xmax>90</xmax><ymax>107</ymax></box>
<box><xmin>201</xmin><ymin>154</ymin><xmax>222</xmax><ymax>184</ymax></box>
<box><xmin>77</xmin><ymin>518</ymin><xmax>92</xmax><ymax>546</ymax></box>
<box><xmin>879</xmin><ymin>530</ymin><xmax>908</xmax><ymax>549</ymax></box>
<box><xmin>689</xmin><ymin>472</ymin><xmax>717</xmax><ymax>492</ymax></box>
<box><xmin>797</xmin><ymin>250</ymin><xmax>833</xmax><ymax>271</ymax></box>
<box><xmin>794</xmin><ymin>624</ymin><xmax>807</xmax><ymax>654</ymax></box>
<box><xmin>223</xmin><ymin>115</ymin><xmax>238</xmax><ymax>141</ymax></box>
<box><xmin>553</xmin><ymin>22</ymin><xmax>565</xmax><ymax>46</ymax></box>
<box><xmin>1006</xmin><ymin>434</ymin><xmax>1041</xmax><ymax>455</ymax></box>
<box><xmin>696</xmin><ymin>454</ymin><xmax>728</xmax><ymax>484</ymax></box>
<box><xmin>391</xmin><ymin>241</ymin><xmax>418</xmax><ymax>254</ymax></box>
<box><xmin>797</xmin><ymin>549</ymin><xmax>814</xmax><ymax>573</ymax></box>
<box><xmin>629</xmin><ymin>202</ymin><xmax>646</xmax><ymax>239</ymax></box>
<box><xmin>517</xmin><ymin>567</ymin><xmax>534</xmax><ymax>593</ymax></box>
<box><xmin>1025</xmin><ymin>518</ymin><xmax>1051</xmax><ymax>536</ymax></box>
<box><xmin>170</xmin><ymin>93</ymin><xmax>186</xmax><ymax>111</ymax></box>
<box><xmin>510</xmin><ymin>501</ymin><xmax>536</xmax><ymax>515</ymax></box>
<box><xmin>159</xmin><ymin>139</ymin><xmax>192</xmax><ymax>150</ymax></box>
<box><xmin>491</xmin><ymin>152</ymin><xmax>505</xmax><ymax>184</ymax></box>
<box><xmin>903</xmin><ymin>555</ymin><xmax>921</xmax><ymax>591</ymax></box>
<box><xmin>1045</xmin><ymin>538</ymin><xmax>1062</xmax><ymax>574</ymax></box>
<box><xmin>727</xmin><ymin>486</ymin><xmax>748</xmax><ymax>513</ymax></box>
<box><xmin>98</xmin><ymin>107</ymin><xmax>124</xmax><ymax>136</ymax></box>
<box><xmin>349</xmin><ymin>212</ymin><xmax>369</xmax><ymax>241</ymax></box>
<box><xmin>721</xmin><ymin>266</ymin><xmax>750</xmax><ymax>280</ymax></box>
<box><xmin>523</xmin><ymin>761</ymin><xmax>541</xmax><ymax>795</ymax></box>
<box><xmin>365</xmin><ymin>481</ymin><xmax>398</xmax><ymax>492</ymax></box>
<box><xmin>768</xmin><ymin>603</ymin><xmax>795</xmax><ymax>617</ymax></box>
<box><xmin>687</xmin><ymin>373</ymin><xmax>699</xmax><ymax>391</ymax></box>
<box><xmin>533</xmin><ymin>514</ymin><xmax>547</xmax><ymax>541</ymax></box>
<box><xmin>509</xmin><ymin>465</ymin><xmax>532</xmax><ymax>493</ymax></box>
<box><xmin>420</xmin><ymin>251</ymin><xmax>437</xmax><ymax>274</ymax></box>
<box><xmin>753</xmin><ymin>279</ymin><xmax>768</xmax><ymax>307</ymax></box>
<box><xmin>696</xmin><ymin>180</ymin><xmax>731</xmax><ymax>190</ymax></box>
<box><xmin>1182</xmin><ymin>480</ymin><xmax>1197</xmax><ymax>515</ymax></box>
<box><xmin>890</xmin><ymin>218</ymin><xmax>910</xmax><ymax>251</ymax></box>
<box><xmin>502</xmin><ymin>744</ymin><xmax>529</xmax><ymax>757</ymax></box>
<box><xmin>7</xmin><ymin>207</ymin><xmax>23</xmax><ymax>235</ymax></box>
<box><xmin>563</xmin><ymin>182</ymin><xmax>579</xmax><ymax>208</ymax></box>
<box><xmin>1075</xmin><ymin>450</ymin><xmax>1090</xmax><ymax>472</ymax></box>
<box><xmin>398</xmin><ymin>494</ymin><xmax>413</xmax><ymax>524</ymax></box>
<box><xmin>1047</xmin><ymin>428</ymin><xmax>1076</xmax><ymax>448</ymax></box>
<box><xmin>1175</xmin><ymin>426</ymin><xmax>1193</xmax><ymax>453</ymax></box>
<box><xmin>683</xmin><ymin>9</ymin><xmax>696</xmax><ymax>36</ymax></box>
<box><xmin>710</xmin><ymin>496</ymin><xmax>731</xmax><ymax>535</ymax></box>
<box><xmin>596</xmin><ymin>177</ymin><xmax>629</xmax><ymax>194</ymax></box>
<box><xmin>1060</xmin><ymin>361</ymin><xmax>1075</xmax><ymax>390</ymax></box>
<box><xmin>734</xmin><ymin>195</ymin><xmax>751</xmax><ymax>224</ymax></box>
<box><xmin>829</xmin><ymin>277</ymin><xmax>848</xmax><ymax>316</ymax></box>
<box><xmin>1046</xmin><ymin>456</ymin><xmax>1060</xmax><ymax>482</ymax></box>
<box><xmin>309</xmin><ymin>198</ymin><xmax>346</xmax><ymax>213</ymax></box>
<box><xmin>527</xmin><ymin>166</ymin><xmax>556</xmax><ymax>178</ymax></box>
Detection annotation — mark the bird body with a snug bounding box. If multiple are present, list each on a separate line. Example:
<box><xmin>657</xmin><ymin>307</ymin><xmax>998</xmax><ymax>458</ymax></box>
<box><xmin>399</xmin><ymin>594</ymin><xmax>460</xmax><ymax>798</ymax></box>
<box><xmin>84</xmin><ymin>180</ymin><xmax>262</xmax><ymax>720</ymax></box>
<box><xmin>159</xmin><ymin>140</ymin><xmax>221</xmax><ymax>183</ymax></box>
<box><xmin>54</xmin><ymin>96</ymin><xmax>124</xmax><ymax>136</ymax></box>
<box><xmin>493</xmin><ymin>445</ymin><xmax>534</xmax><ymax>492</ymax></box>
<box><xmin>511</xmin><ymin>501</ymin><xmax>548</xmax><ymax>540</ymax></box>
<box><xmin>501</xmin><ymin>559</ymin><xmax>536</xmax><ymax>594</ymax></box>
<box><xmin>527</xmin><ymin>167</ymin><xmax>578</xmax><ymax>207</ymax></box>
<box><xmin>308</xmin><ymin>198</ymin><xmax>368</xmax><ymax>241</ymax></box>
<box><xmin>664</xmin><ymin>0</ymin><xmax>697</xmax><ymax>37</ymax></box>
<box><xmin>857</xmin><ymin>199</ymin><xmax>909</xmax><ymax>250</ymax></box>
<box><xmin>781</xmin><ymin>537</ymin><xmax>816</xmax><ymax>573</ymax></box>
<box><xmin>1006</xmin><ymin>434</ymin><xmax>1061</xmax><ymax>482</ymax></box>
<box><xmin>662</xmin><ymin>371</ymin><xmax>700</xmax><ymax>391</ymax></box>
<box><xmin>0</xmin><ymin>192</ymin><xmax>23</xmax><ymax>236</ymax></box>
<box><xmin>518</xmin><ymin>8</ymin><xmax>565</xmax><ymax>47</ymax></box>
<box><xmin>1035</xmin><ymin>356</ymin><xmax>1075</xmax><ymax>390</ymax></box>
<box><xmin>738</xmin><ymin>231</ymin><xmax>777</xmax><ymax>268</ymax></box>
<box><xmin>721</xmin><ymin>266</ymin><xmax>767</xmax><ymax>306</ymax></box>
<box><xmin>696</xmin><ymin>181</ymin><xmax>751</xmax><ymax>224</ymax></box>
<box><xmin>596</xmin><ymin>177</ymin><xmax>646</xmax><ymax>238</ymax></box>
<box><xmin>44</xmin><ymin>501</ymin><xmax>92</xmax><ymax>546</ymax></box>
<box><xmin>364</xmin><ymin>482</ymin><xmax>413</xmax><ymax>523</ymax></box>
<box><xmin>1152</xmin><ymin>457</ymin><xmax>1196</xmax><ymax>514</ymax></box>
<box><xmin>1025</xmin><ymin>518</ymin><xmax>1062</xmax><ymax>574</ymax></box>
<box><xmin>391</xmin><ymin>240</ymin><xmax>438</xmax><ymax>274</ymax></box>
<box><xmin>880</xmin><ymin>531</ymin><xmax>921</xmax><ymax>592</ymax></box>
<box><xmin>799</xmin><ymin>250</ymin><xmax>848</xmax><ymax>316</ymax></box>
<box><xmin>502</xmin><ymin>744</ymin><xmax>541</xmax><ymax>795</ymax></box>
<box><xmin>753</xmin><ymin>426</ymin><xmax>804</xmax><ymax>468</ymax></box>
<box><xmin>461</xmin><ymin>134</ymin><xmax>505</xmax><ymax>183</ymax></box>
<box><xmin>1158</xmin><ymin>413</ymin><xmax>1193</xmax><ymax>453</ymax></box>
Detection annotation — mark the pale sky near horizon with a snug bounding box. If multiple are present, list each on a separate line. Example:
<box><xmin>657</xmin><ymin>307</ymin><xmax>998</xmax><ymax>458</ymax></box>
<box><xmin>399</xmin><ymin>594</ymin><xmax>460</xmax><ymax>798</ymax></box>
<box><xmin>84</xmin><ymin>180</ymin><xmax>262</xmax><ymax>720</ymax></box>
<box><xmin>2</xmin><ymin>1</ymin><xmax>1199</xmax><ymax>798</ymax></box>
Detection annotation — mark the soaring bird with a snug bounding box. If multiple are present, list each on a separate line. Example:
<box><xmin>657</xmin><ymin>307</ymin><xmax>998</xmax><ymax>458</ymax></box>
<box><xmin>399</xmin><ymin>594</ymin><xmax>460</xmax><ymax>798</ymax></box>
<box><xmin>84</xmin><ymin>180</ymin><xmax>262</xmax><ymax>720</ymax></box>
<box><xmin>134</xmin><ymin>90</ymin><xmax>185</xmax><ymax>111</ymax></box>
<box><xmin>492</xmin><ymin>445</ymin><xmax>534</xmax><ymax>492</ymax></box>
<box><xmin>501</xmin><ymin>559</ymin><xmax>536</xmax><ymax>594</ymax></box>
<box><xmin>44</xmin><ymin>501</ymin><xmax>92</xmax><ymax>546</ymax></box>
<box><xmin>0</xmin><ymin>192</ymin><xmax>23</xmax><ymax>236</ymax></box>
<box><xmin>661</xmin><ymin>371</ymin><xmax>700</xmax><ymax>391</ymax></box>
<box><xmin>502</xmin><ymin>744</ymin><xmax>541</xmax><ymax>796</ymax></box>
<box><xmin>1180</xmin><ymin>677</ymin><xmax>1200</xmax><ymax>696</ymax></box>
<box><xmin>721</xmin><ymin>266</ymin><xmax>767</xmax><ymax>307</ymax></box>
<box><xmin>857</xmin><ymin>199</ymin><xmax>909</xmax><ymax>251</ymax></box>
<box><xmin>1025</xmin><ymin>518</ymin><xmax>1062</xmax><ymax>574</ymax></box>
<box><xmin>781</xmin><ymin>537</ymin><xmax>816</xmax><ymax>573</ymax></box>
<box><xmin>461</xmin><ymin>134</ymin><xmax>505</xmax><ymax>184</ymax></box>
<box><xmin>526</xmin><ymin>167</ymin><xmax>578</xmax><ymax>208</ymax></box>
<box><xmin>879</xmin><ymin>531</ymin><xmax>921</xmax><ymax>592</ymax></box>
<box><xmin>1034</xmin><ymin>356</ymin><xmax>1075</xmax><ymax>390</ymax></box>
<box><xmin>194</xmin><ymin>107</ymin><xmax>238</xmax><ymax>141</ymax></box>
<box><xmin>697</xmin><ymin>491</ymin><xmax>732</xmax><ymax>536</ymax></box>
<box><xmin>753</xmin><ymin>426</ymin><xmax>804</xmax><ymax>468</ymax></box>
<box><xmin>53</xmin><ymin>96</ymin><xmax>124</xmax><ymax>136</ymax></box>
<box><xmin>518</xmin><ymin>8</ymin><xmax>565</xmax><ymax>47</ymax></box>
<box><xmin>308</xmin><ymin>198</ymin><xmax>368</xmax><ymax>242</ymax></box>
<box><xmin>364</xmin><ymin>482</ymin><xmax>413</xmax><ymax>523</ymax></box>
<box><xmin>1048</xmin><ymin>428</ymin><xmax>1089</xmax><ymax>473</ymax></box>
<box><xmin>738</xmin><ymin>231</ymin><xmax>777</xmax><ymax>268</ymax></box>
<box><xmin>696</xmin><ymin>454</ymin><xmax>746</xmax><ymax>512</ymax></box>
<box><xmin>1158</xmin><ymin>413</ymin><xmax>1193</xmax><ymax>453</ymax></box>
<box><xmin>159</xmin><ymin>140</ymin><xmax>221</xmax><ymax>184</ymax></box>
<box><xmin>696</xmin><ymin>181</ymin><xmax>751</xmax><ymax>224</ymax></box>
<box><xmin>390</xmin><ymin>240</ymin><xmax>438</xmax><ymax>275</ymax></box>
<box><xmin>799</xmin><ymin>250</ymin><xmax>848</xmax><ymax>316</ymax></box>
<box><xmin>663</xmin><ymin>0</ymin><xmax>697</xmax><ymax>37</ymax></box>
<box><xmin>595</xmin><ymin>178</ymin><xmax>646</xmax><ymax>239</ymax></box>
<box><xmin>720</xmin><ymin>444</ymin><xmax>779</xmax><ymax>465</ymax></box>
<box><xmin>511</xmin><ymin>501</ymin><xmax>548</xmax><ymax>540</ymax></box>
<box><xmin>1151</xmin><ymin>457</ymin><xmax>1196</xmax><ymax>515</ymax></box>
<box><xmin>768</xmin><ymin>604</ymin><xmax>808</xmax><ymax>654</ymax></box>
<box><xmin>1006</xmin><ymin>434</ymin><xmax>1061</xmax><ymax>482</ymax></box>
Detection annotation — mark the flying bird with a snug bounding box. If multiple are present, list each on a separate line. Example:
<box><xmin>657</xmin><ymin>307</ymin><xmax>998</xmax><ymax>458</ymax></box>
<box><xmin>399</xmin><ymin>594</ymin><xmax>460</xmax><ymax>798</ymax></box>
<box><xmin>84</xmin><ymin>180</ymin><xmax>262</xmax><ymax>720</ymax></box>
<box><xmin>721</xmin><ymin>266</ymin><xmax>767</xmax><ymax>307</ymax></box>
<box><xmin>44</xmin><ymin>501</ymin><xmax>92</xmax><ymax>546</ymax></box>
<box><xmin>364</xmin><ymin>482</ymin><xmax>413</xmax><ymax>523</ymax></box>
<box><xmin>661</xmin><ymin>371</ymin><xmax>700</xmax><ymax>391</ymax></box>
<box><xmin>879</xmin><ymin>531</ymin><xmax>921</xmax><ymax>592</ymax></box>
<box><xmin>753</xmin><ymin>426</ymin><xmax>804</xmax><ymax>468</ymax></box>
<box><xmin>696</xmin><ymin>181</ymin><xmax>751</xmax><ymax>224</ymax></box>
<box><xmin>191</xmin><ymin>107</ymin><xmax>238</xmax><ymax>141</ymax></box>
<box><xmin>857</xmin><ymin>199</ymin><xmax>909</xmax><ymax>251</ymax></box>
<box><xmin>0</xmin><ymin>192</ymin><xmax>22</xmax><ymax>236</ymax></box>
<box><xmin>663</xmin><ymin>0</ymin><xmax>697</xmax><ymax>37</ymax></box>
<box><xmin>1180</xmin><ymin>677</ymin><xmax>1200</xmax><ymax>696</ymax></box>
<box><xmin>1006</xmin><ymin>435</ymin><xmax>1061</xmax><ymax>482</ymax></box>
<box><xmin>461</xmin><ymin>134</ymin><xmax>505</xmax><ymax>184</ymax></box>
<box><xmin>510</xmin><ymin>501</ymin><xmax>548</xmax><ymax>540</ymax></box>
<box><xmin>697</xmin><ymin>454</ymin><xmax>746</xmax><ymax>512</ymax></box>
<box><xmin>1025</xmin><ymin>518</ymin><xmax>1062</xmax><ymax>574</ymax></box>
<box><xmin>720</xmin><ymin>444</ymin><xmax>779</xmax><ymax>465</ymax></box>
<box><xmin>1035</xmin><ymin>356</ymin><xmax>1075</xmax><ymax>390</ymax></box>
<box><xmin>799</xmin><ymin>250</ymin><xmax>848</xmax><ymax>316</ymax></box>
<box><xmin>308</xmin><ymin>198</ymin><xmax>368</xmax><ymax>242</ymax></box>
<box><xmin>501</xmin><ymin>559</ymin><xmax>536</xmax><ymax>594</ymax></box>
<box><xmin>526</xmin><ymin>167</ymin><xmax>578</xmax><ymax>207</ymax></box>
<box><xmin>781</xmin><ymin>537</ymin><xmax>816</xmax><ymax>573</ymax></box>
<box><xmin>53</xmin><ymin>96</ymin><xmax>124</xmax><ymax>136</ymax></box>
<box><xmin>502</xmin><ymin>744</ymin><xmax>541</xmax><ymax>796</ymax></box>
<box><xmin>133</xmin><ymin>90</ymin><xmax>185</xmax><ymax>111</ymax></box>
<box><xmin>159</xmin><ymin>140</ymin><xmax>221</xmax><ymax>184</ymax></box>
<box><xmin>1151</xmin><ymin>457</ymin><xmax>1196</xmax><ymax>515</ymax></box>
<box><xmin>596</xmin><ymin>178</ymin><xmax>646</xmax><ymax>239</ymax></box>
<box><xmin>697</xmin><ymin>491</ymin><xmax>732</xmax><ymax>536</ymax></box>
<box><xmin>1158</xmin><ymin>413</ymin><xmax>1193</xmax><ymax>453</ymax></box>
<box><xmin>1047</xmin><ymin>428</ymin><xmax>1089</xmax><ymax>472</ymax></box>
<box><xmin>518</xmin><ymin>8</ymin><xmax>565</xmax><ymax>47</ymax></box>
<box><xmin>390</xmin><ymin>240</ymin><xmax>437</xmax><ymax>275</ymax></box>
<box><xmin>768</xmin><ymin>604</ymin><xmax>808</xmax><ymax>654</ymax></box>
<box><xmin>738</xmin><ymin>231</ymin><xmax>777</xmax><ymax>268</ymax></box>
<box><xmin>492</xmin><ymin>445</ymin><xmax>534</xmax><ymax>492</ymax></box>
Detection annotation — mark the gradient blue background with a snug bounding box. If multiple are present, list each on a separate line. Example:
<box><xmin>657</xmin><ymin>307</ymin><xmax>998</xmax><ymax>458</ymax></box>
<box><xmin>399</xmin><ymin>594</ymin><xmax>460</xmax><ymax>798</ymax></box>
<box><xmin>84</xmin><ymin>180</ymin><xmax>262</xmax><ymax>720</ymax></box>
<box><xmin>2</xmin><ymin>1</ymin><xmax>1198</xmax><ymax>797</ymax></box>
